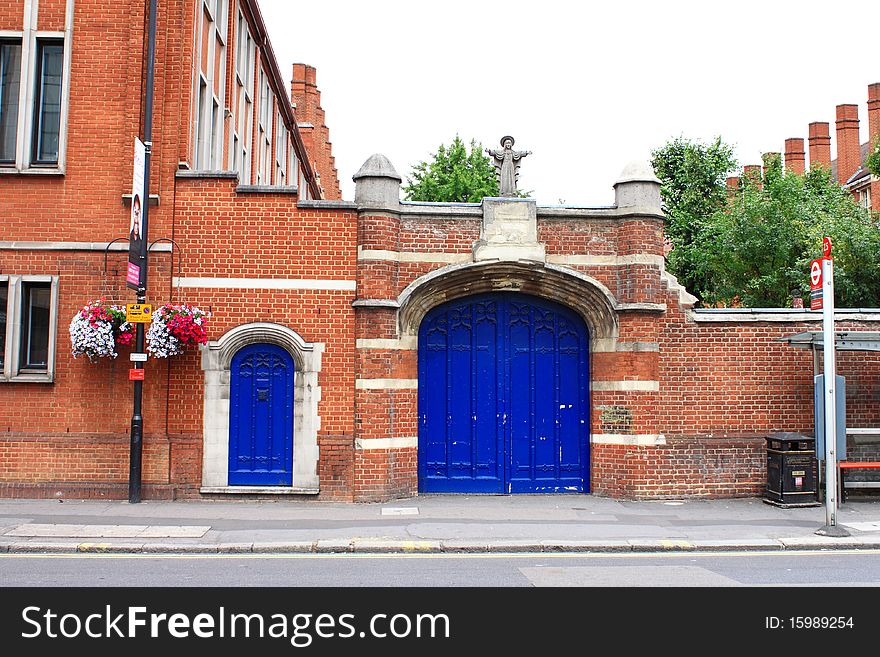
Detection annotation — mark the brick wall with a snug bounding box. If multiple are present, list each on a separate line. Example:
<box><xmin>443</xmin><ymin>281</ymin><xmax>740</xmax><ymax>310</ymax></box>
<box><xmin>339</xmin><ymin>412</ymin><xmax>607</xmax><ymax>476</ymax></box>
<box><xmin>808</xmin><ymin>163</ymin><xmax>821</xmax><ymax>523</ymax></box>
<box><xmin>0</xmin><ymin>0</ymin><xmax>355</xmax><ymax>500</ymax></box>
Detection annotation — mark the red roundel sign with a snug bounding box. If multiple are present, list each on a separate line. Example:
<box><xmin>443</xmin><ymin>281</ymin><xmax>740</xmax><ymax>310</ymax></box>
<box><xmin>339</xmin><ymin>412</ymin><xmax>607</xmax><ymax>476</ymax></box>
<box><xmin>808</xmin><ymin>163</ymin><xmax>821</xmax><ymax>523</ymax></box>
<box><xmin>810</xmin><ymin>259</ymin><xmax>823</xmax><ymax>290</ymax></box>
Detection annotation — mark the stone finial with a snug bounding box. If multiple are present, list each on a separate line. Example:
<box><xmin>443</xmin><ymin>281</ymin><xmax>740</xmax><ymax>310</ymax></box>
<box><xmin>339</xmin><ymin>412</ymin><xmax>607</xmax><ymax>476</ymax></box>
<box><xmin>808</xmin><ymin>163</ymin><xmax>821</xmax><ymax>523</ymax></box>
<box><xmin>353</xmin><ymin>154</ymin><xmax>401</xmax><ymax>210</ymax></box>
<box><xmin>613</xmin><ymin>160</ymin><xmax>662</xmax><ymax>209</ymax></box>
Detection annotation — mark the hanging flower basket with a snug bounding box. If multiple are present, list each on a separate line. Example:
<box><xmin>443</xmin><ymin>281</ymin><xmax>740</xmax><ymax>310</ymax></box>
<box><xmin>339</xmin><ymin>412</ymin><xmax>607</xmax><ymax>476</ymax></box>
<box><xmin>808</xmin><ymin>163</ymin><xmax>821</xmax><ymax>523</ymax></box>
<box><xmin>146</xmin><ymin>303</ymin><xmax>210</xmax><ymax>358</ymax></box>
<box><xmin>69</xmin><ymin>299</ymin><xmax>134</xmax><ymax>361</ymax></box>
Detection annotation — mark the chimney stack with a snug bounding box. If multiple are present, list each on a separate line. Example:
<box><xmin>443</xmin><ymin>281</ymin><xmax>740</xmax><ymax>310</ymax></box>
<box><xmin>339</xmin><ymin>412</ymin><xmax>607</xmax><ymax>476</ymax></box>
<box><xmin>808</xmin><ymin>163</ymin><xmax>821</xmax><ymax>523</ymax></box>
<box><xmin>869</xmin><ymin>83</ymin><xmax>880</xmax><ymax>145</ymax></box>
<box><xmin>743</xmin><ymin>164</ymin><xmax>763</xmax><ymax>189</ymax></box>
<box><xmin>869</xmin><ymin>84</ymin><xmax>880</xmax><ymax>213</ymax></box>
<box><xmin>835</xmin><ymin>104</ymin><xmax>860</xmax><ymax>185</ymax></box>
<box><xmin>762</xmin><ymin>152</ymin><xmax>781</xmax><ymax>177</ymax></box>
<box><xmin>808</xmin><ymin>122</ymin><xmax>831</xmax><ymax>171</ymax></box>
<box><xmin>784</xmin><ymin>138</ymin><xmax>805</xmax><ymax>175</ymax></box>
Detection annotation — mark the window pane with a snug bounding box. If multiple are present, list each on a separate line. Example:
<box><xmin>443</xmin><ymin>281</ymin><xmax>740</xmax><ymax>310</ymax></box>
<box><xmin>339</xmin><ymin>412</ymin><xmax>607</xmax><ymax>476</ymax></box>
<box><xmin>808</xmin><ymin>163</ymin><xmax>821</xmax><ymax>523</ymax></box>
<box><xmin>20</xmin><ymin>283</ymin><xmax>50</xmax><ymax>370</ymax></box>
<box><xmin>0</xmin><ymin>41</ymin><xmax>22</xmax><ymax>163</ymax></box>
<box><xmin>0</xmin><ymin>282</ymin><xmax>7</xmax><ymax>368</ymax></box>
<box><xmin>32</xmin><ymin>41</ymin><xmax>63</xmax><ymax>164</ymax></box>
<box><xmin>211</xmin><ymin>99</ymin><xmax>219</xmax><ymax>169</ymax></box>
<box><xmin>196</xmin><ymin>78</ymin><xmax>207</xmax><ymax>168</ymax></box>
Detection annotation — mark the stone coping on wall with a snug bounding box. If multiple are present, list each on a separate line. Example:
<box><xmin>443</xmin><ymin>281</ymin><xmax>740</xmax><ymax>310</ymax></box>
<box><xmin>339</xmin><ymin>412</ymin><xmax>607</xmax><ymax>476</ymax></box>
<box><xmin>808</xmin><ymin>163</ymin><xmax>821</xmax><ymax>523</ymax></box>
<box><xmin>692</xmin><ymin>308</ymin><xmax>880</xmax><ymax>322</ymax></box>
<box><xmin>297</xmin><ymin>200</ymin><xmax>358</xmax><ymax>210</ymax></box>
<box><xmin>394</xmin><ymin>201</ymin><xmax>663</xmax><ymax>221</ymax></box>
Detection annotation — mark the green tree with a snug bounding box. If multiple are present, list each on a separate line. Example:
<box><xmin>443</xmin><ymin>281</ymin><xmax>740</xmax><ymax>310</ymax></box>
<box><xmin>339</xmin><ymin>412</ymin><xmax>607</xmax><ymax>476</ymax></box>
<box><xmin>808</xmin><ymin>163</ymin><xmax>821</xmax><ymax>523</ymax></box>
<box><xmin>867</xmin><ymin>136</ymin><xmax>880</xmax><ymax>177</ymax></box>
<box><xmin>403</xmin><ymin>136</ymin><xmax>499</xmax><ymax>202</ymax></box>
<box><xmin>700</xmin><ymin>161</ymin><xmax>880</xmax><ymax>307</ymax></box>
<box><xmin>650</xmin><ymin>136</ymin><xmax>738</xmax><ymax>297</ymax></box>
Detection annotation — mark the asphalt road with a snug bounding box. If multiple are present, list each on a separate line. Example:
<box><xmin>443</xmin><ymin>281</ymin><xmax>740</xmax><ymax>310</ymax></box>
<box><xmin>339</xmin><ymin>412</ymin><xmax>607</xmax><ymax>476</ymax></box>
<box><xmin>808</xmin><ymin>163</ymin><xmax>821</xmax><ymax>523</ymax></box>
<box><xmin>2</xmin><ymin>550</ymin><xmax>880</xmax><ymax>587</ymax></box>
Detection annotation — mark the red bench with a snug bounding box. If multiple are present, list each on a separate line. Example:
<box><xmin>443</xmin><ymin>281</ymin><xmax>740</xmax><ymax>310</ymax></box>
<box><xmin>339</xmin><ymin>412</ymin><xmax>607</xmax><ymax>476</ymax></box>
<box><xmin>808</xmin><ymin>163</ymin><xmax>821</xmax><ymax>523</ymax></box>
<box><xmin>839</xmin><ymin>461</ymin><xmax>880</xmax><ymax>502</ymax></box>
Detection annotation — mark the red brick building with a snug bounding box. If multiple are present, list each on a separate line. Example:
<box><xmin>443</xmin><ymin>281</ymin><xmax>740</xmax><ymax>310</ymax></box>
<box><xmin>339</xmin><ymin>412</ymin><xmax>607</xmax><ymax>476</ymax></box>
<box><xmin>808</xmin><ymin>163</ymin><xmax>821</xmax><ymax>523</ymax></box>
<box><xmin>0</xmin><ymin>0</ymin><xmax>353</xmax><ymax>499</ymax></box>
<box><xmin>1</xmin><ymin>1</ymin><xmax>878</xmax><ymax>502</ymax></box>
<box><xmin>776</xmin><ymin>83</ymin><xmax>879</xmax><ymax>212</ymax></box>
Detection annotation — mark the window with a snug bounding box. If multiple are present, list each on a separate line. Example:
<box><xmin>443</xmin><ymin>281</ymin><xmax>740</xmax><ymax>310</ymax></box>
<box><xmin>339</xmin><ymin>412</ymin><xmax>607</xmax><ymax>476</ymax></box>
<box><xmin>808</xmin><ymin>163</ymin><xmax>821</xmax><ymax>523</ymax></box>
<box><xmin>193</xmin><ymin>0</ymin><xmax>227</xmax><ymax>170</ymax></box>
<box><xmin>0</xmin><ymin>282</ymin><xmax>7</xmax><ymax>370</ymax></box>
<box><xmin>0</xmin><ymin>275</ymin><xmax>59</xmax><ymax>382</ymax></box>
<box><xmin>275</xmin><ymin>120</ymin><xmax>287</xmax><ymax>185</ymax></box>
<box><xmin>232</xmin><ymin>11</ymin><xmax>255</xmax><ymax>183</ymax></box>
<box><xmin>0</xmin><ymin>31</ymin><xmax>68</xmax><ymax>170</ymax></box>
<box><xmin>31</xmin><ymin>39</ymin><xmax>63</xmax><ymax>165</ymax></box>
<box><xmin>859</xmin><ymin>187</ymin><xmax>871</xmax><ymax>210</ymax></box>
<box><xmin>299</xmin><ymin>166</ymin><xmax>311</xmax><ymax>200</ymax></box>
<box><xmin>195</xmin><ymin>78</ymin><xmax>208</xmax><ymax>168</ymax></box>
<box><xmin>20</xmin><ymin>282</ymin><xmax>50</xmax><ymax>369</ymax></box>
<box><xmin>256</xmin><ymin>70</ymin><xmax>273</xmax><ymax>184</ymax></box>
<box><xmin>0</xmin><ymin>40</ymin><xmax>22</xmax><ymax>164</ymax></box>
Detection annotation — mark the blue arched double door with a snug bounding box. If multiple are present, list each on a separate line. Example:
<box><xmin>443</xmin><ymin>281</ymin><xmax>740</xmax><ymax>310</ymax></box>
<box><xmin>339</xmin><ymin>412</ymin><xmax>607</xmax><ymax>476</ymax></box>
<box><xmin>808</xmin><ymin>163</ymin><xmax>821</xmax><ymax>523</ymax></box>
<box><xmin>228</xmin><ymin>343</ymin><xmax>294</xmax><ymax>486</ymax></box>
<box><xmin>418</xmin><ymin>293</ymin><xmax>590</xmax><ymax>494</ymax></box>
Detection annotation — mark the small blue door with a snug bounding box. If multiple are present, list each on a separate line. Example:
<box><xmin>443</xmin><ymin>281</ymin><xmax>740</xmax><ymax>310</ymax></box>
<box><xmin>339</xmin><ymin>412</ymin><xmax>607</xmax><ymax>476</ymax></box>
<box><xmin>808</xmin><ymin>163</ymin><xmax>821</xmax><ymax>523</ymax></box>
<box><xmin>229</xmin><ymin>343</ymin><xmax>294</xmax><ymax>486</ymax></box>
<box><xmin>418</xmin><ymin>293</ymin><xmax>590</xmax><ymax>494</ymax></box>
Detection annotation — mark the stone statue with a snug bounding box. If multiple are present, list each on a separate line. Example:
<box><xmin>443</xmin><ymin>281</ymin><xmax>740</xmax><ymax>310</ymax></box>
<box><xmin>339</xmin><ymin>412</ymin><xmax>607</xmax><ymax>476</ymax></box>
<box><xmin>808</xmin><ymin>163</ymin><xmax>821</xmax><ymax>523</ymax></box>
<box><xmin>486</xmin><ymin>136</ymin><xmax>531</xmax><ymax>197</ymax></box>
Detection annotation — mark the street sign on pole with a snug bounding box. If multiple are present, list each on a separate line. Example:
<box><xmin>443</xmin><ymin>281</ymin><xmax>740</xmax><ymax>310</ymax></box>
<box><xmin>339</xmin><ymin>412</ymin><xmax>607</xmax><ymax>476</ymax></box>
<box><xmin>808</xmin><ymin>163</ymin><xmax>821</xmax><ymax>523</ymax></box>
<box><xmin>823</xmin><ymin>237</ymin><xmax>833</xmax><ymax>258</ymax></box>
<box><xmin>815</xmin><ymin>239</ymin><xmax>849</xmax><ymax>537</ymax></box>
<box><xmin>126</xmin><ymin>303</ymin><xmax>153</xmax><ymax>323</ymax></box>
<box><xmin>129</xmin><ymin>0</ymin><xmax>158</xmax><ymax>504</ymax></box>
<box><xmin>809</xmin><ymin>259</ymin><xmax>823</xmax><ymax>310</ymax></box>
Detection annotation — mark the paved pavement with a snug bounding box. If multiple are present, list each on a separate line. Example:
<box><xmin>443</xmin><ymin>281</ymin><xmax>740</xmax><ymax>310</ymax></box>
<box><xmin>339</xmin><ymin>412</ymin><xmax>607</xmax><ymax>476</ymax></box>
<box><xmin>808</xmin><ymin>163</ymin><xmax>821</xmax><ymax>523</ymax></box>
<box><xmin>1</xmin><ymin>494</ymin><xmax>879</xmax><ymax>554</ymax></box>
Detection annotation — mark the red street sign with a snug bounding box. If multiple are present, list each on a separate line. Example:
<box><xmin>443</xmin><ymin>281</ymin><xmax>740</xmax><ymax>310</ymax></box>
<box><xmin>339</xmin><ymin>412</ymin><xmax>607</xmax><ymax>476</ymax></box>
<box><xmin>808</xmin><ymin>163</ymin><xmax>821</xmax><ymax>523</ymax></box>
<box><xmin>823</xmin><ymin>237</ymin><xmax>832</xmax><ymax>258</ymax></box>
<box><xmin>129</xmin><ymin>369</ymin><xmax>145</xmax><ymax>381</ymax></box>
<box><xmin>810</xmin><ymin>259</ymin><xmax>823</xmax><ymax>290</ymax></box>
<box><xmin>809</xmin><ymin>258</ymin><xmax>824</xmax><ymax>310</ymax></box>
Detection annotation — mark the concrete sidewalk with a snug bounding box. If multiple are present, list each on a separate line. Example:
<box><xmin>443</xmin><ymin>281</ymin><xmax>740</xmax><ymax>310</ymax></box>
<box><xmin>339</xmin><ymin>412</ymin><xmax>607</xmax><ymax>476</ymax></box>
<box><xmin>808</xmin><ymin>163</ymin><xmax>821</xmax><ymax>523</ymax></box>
<box><xmin>1</xmin><ymin>495</ymin><xmax>879</xmax><ymax>555</ymax></box>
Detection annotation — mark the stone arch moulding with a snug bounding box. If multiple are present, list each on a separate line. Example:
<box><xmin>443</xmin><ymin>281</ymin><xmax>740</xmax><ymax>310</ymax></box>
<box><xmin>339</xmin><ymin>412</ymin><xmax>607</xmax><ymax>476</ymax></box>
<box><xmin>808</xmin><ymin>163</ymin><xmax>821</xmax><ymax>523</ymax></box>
<box><xmin>200</xmin><ymin>322</ymin><xmax>323</xmax><ymax>494</ymax></box>
<box><xmin>396</xmin><ymin>260</ymin><xmax>620</xmax><ymax>346</ymax></box>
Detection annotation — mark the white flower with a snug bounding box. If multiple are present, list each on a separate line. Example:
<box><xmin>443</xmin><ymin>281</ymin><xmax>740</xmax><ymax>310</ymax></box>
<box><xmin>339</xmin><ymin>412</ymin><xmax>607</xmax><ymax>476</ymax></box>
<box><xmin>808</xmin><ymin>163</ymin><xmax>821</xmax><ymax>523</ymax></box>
<box><xmin>146</xmin><ymin>307</ymin><xmax>183</xmax><ymax>358</ymax></box>
<box><xmin>69</xmin><ymin>313</ymin><xmax>117</xmax><ymax>361</ymax></box>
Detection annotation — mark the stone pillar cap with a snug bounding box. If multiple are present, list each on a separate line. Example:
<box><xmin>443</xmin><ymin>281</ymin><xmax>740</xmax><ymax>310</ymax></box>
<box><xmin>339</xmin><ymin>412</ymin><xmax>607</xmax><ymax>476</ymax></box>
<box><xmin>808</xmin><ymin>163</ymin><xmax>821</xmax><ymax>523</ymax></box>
<box><xmin>614</xmin><ymin>160</ymin><xmax>661</xmax><ymax>186</ymax></box>
<box><xmin>352</xmin><ymin>154</ymin><xmax>402</xmax><ymax>182</ymax></box>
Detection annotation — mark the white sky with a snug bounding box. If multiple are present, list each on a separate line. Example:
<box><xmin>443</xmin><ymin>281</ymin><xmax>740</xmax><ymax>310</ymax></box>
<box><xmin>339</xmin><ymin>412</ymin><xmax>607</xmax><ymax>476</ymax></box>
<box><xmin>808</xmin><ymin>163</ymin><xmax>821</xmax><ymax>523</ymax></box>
<box><xmin>259</xmin><ymin>0</ymin><xmax>880</xmax><ymax>206</ymax></box>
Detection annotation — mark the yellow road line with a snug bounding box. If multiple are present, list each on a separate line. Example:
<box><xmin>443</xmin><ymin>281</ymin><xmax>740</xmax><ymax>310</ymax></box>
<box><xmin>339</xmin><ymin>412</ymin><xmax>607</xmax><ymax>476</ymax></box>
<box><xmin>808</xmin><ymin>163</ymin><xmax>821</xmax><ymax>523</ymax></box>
<box><xmin>1</xmin><ymin>549</ymin><xmax>878</xmax><ymax>560</ymax></box>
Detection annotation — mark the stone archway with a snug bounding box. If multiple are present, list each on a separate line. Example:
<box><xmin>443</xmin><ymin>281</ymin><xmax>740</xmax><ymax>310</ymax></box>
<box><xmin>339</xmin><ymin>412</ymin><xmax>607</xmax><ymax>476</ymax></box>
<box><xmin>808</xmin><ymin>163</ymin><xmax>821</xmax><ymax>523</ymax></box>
<box><xmin>200</xmin><ymin>322</ymin><xmax>323</xmax><ymax>493</ymax></box>
<box><xmin>397</xmin><ymin>260</ymin><xmax>623</xmax><ymax>496</ymax></box>
<box><xmin>397</xmin><ymin>259</ymin><xmax>620</xmax><ymax>346</ymax></box>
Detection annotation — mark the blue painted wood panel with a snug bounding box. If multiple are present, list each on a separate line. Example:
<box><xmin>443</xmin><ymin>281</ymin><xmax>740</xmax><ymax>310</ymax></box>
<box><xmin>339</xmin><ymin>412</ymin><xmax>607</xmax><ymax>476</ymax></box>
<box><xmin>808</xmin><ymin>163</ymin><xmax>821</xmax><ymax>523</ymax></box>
<box><xmin>228</xmin><ymin>343</ymin><xmax>294</xmax><ymax>486</ymax></box>
<box><xmin>418</xmin><ymin>294</ymin><xmax>589</xmax><ymax>493</ymax></box>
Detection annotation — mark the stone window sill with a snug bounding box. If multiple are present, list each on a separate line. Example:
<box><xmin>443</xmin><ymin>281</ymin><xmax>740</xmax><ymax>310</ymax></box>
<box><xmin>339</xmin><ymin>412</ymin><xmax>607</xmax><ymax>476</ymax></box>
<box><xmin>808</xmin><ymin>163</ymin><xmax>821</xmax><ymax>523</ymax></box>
<box><xmin>0</xmin><ymin>372</ymin><xmax>54</xmax><ymax>383</ymax></box>
<box><xmin>0</xmin><ymin>167</ymin><xmax>65</xmax><ymax>176</ymax></box>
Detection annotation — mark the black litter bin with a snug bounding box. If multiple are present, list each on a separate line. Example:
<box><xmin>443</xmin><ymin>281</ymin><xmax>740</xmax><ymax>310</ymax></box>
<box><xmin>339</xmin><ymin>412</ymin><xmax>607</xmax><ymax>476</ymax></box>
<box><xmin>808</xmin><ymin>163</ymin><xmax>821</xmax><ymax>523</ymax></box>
<box><xmin>764</xmin><ymin>433</ymin><xmax>820</xmax><ymax>507</ymax></box>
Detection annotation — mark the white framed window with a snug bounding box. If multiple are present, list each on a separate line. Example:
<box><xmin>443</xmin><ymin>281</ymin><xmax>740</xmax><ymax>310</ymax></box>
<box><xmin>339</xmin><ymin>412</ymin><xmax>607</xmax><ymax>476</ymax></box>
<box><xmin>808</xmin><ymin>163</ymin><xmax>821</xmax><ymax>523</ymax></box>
<box><xmin>275</xmin><ymin>120</ymin><xmax>288</xmax><ymax>186</ymax></box>
<box><xmin>193</xmin><ymin>0</ymin><xmax>227</xmax><ymax>170</ymax></box>
<box><xmin>0</xmin><ymin>28</ymin><xmax>70</xmax><ymax>171</ymax></box>
<box><xmin>0</xmin><ymin>39</ymin><xmax>23</xmax><ymax>165</ymax></box>
<box><xmin>299</xmin><ymin>166</ymin><xmax>311</xmax><ymax>200</ymax></box>
<box><xmin>0</xmin><ymin>275</ymin><xmax>59</xmax><ymax>383</ymax></box>
<box><xmin>231</xmin><ymin>9</ymin><xmax>254</xmax><ymax>183</ymax></box>
<box><xmin>859</xmin><ymin>187</ymin><xmax>871</xmax><ymax>210</ymax></box>
<box><xmin>256</xmin><ymin>70</ymin><xmax>273</xmax><ymax>184</ymax></box>
<box><xmin>31</xmin><ymin>38</ymin><xmax>63</xmax><ymax>165</ymax></box>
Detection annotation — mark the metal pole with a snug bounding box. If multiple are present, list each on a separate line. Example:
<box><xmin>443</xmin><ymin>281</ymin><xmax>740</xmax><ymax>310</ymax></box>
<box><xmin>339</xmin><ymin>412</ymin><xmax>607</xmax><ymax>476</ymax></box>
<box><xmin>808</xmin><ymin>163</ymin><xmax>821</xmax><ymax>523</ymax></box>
<box><xmin>129</xmin><ymin>0</ymin><xmax>158</xmax><ymax>504</ymax></box>
<box><xmin>818</xmin><ymin>257</ymin><xmax>848</xmax><ymax>536</ymax></box>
